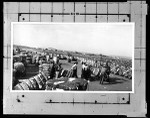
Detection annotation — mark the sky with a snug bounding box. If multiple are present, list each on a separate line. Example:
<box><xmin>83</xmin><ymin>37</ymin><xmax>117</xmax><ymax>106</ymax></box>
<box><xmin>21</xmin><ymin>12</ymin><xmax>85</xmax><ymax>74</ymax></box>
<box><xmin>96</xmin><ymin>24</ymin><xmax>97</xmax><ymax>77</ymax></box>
<box><xmin>13</xmin><ymin>23</ymin><xmax>134</xmax><ymax>58</ymax></box>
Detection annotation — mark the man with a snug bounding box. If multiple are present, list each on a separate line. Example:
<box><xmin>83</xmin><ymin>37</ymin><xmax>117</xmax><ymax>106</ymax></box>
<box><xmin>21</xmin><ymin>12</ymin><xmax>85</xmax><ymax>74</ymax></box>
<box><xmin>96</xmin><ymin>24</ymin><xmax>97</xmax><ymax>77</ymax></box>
<box><xmin>81</xmin><ymin>62</ymin><xmax>89</xmax><ymax>80</ymax></box>
<box><xmin>81</xmin><ymin>62</ymin><xmax>86</xmax><ymax>78</ymax></box>
<box><xmin>105</xmin><ymin>61</ymin><xmax>111</xmax><ymax>77</ymax></box>
<box><xmin>53</xmin><ymin>56</ymin><xmax>59</xmax><ymax>64</ymax></box>
<box><xmin>54</xmin><ymin>62</ymin><xmax>62</xmax><ymax>79</ymax></box>
<box><xmin>86</xmin><ymin>64</ymin><xmax>92</xmax><ymax>81</ymax></box>
<box><xmin>35</xmin><ymin>54</ymin><xmax>40</xmax><ymax>66</ymax></box>
<box><xmin>32</xmin><ymin>54</ymin><xmax>37</xmax><ymax>64</ymax></box>
<box><xmin>46</xmin><ymin>54</ymin><xmax>50</xmax><ymax>63</ymax></box>
<box><xmin>99</xmin><ymin>61</ymin><xmax>110</xmax><ymax>84</ymax></box>
<box><xmin>71</xmin><ymin>61</ymin><xmax>78</xmax><ymax>78</ymax></box>
<box><xmin>49</xmin><ymin>61</ymin><xmax>55</xmax><ymax>79</ymax></box>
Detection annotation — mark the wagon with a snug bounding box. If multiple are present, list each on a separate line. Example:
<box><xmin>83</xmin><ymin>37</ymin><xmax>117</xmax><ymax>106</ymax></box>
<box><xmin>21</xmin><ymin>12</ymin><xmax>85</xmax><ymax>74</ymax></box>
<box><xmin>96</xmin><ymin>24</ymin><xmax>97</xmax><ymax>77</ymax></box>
<box><xmin>46</xmin><ymin>77</ymin><xmax>88</xmax><ymax>91</ymax></box>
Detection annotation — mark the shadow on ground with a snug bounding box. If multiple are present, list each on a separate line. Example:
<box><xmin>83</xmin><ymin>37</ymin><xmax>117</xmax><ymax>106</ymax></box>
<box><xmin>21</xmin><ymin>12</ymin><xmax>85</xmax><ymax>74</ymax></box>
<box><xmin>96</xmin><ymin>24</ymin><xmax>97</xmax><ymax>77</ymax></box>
<box><xmin>103</xmin><ymin>75</ymin><xmax>129</xmax><ymax>85</ymax></box>
<box><xmin>89</xmin><ymin>74</ymin><xmax>129</xmax><ymax>85</ymax></box>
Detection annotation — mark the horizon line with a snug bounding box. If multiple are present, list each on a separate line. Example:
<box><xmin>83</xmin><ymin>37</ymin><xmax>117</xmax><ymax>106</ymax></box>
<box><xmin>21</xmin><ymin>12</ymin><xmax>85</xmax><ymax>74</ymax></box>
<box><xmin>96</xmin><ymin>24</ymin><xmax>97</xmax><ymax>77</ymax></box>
<box><xmin>13</xmin><ymin>43</ymin><xmax>132</xmax><ymax>59</ymax></box>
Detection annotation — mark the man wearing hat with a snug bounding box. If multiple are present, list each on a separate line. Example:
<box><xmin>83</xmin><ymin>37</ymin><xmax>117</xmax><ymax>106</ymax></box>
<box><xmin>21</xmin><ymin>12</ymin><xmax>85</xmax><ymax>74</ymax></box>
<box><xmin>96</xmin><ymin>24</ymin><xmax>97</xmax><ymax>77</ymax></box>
<box><xmin>81</xmin><ymin>62</ymin><xmax>86</xmax><ymax>78</ymax></box>
<box><xmin>99</xmin><ymin>61</ymin><xmax>110</xmax><ymax>84</ymax></box>
<box><xmin>71</xmin><ymin>61</ymin><xmax>78</xmax><ymax>78</ymax></box>
<box><xmin>81</xmin><ymin>62</ymin><xmax>89</xmax><ymax>80</ymax></box>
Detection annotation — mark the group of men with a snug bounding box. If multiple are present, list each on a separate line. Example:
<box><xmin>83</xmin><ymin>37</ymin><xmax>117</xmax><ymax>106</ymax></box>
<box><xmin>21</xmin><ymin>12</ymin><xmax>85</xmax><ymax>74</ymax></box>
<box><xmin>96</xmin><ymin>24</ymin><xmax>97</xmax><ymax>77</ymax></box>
<box><xmin>39</xmin><ymin>56</ymin><xmax>63</xmax><ymax>80</ymax></box>
<box><xmin>70</xmin><ymin>60</ymin><xmax>111</xmax><ymax>84</ymax></box>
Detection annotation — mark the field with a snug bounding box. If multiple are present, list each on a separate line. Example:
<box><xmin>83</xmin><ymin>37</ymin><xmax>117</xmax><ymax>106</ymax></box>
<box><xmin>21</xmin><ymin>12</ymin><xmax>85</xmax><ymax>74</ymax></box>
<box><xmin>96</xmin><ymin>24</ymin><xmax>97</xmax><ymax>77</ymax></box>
<box><xmin>19</xmin><ymin>59</ymin><xmax>132</xmax><ymax>91</ymax></box>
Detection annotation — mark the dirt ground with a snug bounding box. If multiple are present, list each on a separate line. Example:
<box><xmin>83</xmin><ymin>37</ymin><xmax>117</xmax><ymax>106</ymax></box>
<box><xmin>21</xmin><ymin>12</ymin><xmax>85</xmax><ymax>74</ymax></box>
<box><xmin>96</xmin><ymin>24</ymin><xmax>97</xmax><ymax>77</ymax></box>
<box><xmin>18</xmin><ymin>59</ymin><xmax>132</xmax><ymax>91</ymax></box>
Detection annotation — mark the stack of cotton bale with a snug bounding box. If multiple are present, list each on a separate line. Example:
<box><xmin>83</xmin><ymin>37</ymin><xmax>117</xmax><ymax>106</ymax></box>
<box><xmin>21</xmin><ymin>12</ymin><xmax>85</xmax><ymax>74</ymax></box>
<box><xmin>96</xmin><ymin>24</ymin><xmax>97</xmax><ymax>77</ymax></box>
<box><xmin>14</xmin><ymin>61</ymin><xmax>26</xmax><ymax>78</ymax></box>
<box><xmin>123</xmin><ymin>68</ymin><xmax>132</xmax><ymax>79</ymax></box>
<box><xmin>12</xmin><ymin>69</ymin><xmax>18</xmax><ymax>89</ymax></box>
<box><xmin>13</xmin><ymin>71</ymin><xmax>47</xmax><ymax>90</ymax></box>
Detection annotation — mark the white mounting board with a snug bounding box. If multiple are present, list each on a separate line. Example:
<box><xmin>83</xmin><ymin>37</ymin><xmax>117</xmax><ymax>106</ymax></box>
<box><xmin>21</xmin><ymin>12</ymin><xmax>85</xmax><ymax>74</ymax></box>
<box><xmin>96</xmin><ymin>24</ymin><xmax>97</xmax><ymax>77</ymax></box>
<box><xmin>3</xmin><ymin>1</ymin><xmax>147</xmax><ymax>116</ymax></box>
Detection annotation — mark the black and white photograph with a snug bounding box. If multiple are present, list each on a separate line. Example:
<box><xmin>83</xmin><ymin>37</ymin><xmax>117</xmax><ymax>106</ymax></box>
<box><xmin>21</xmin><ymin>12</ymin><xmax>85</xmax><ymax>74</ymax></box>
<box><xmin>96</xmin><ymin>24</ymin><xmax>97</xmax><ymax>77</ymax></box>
<box><xmin>3</xmin><ymin>1</ymin><xmax>147</xmax><ymax>116</ymax></box>
<box><xmin>11</xmin><ymin>22</ymin><xmax>134</xmax><ymax>92</ymax></box>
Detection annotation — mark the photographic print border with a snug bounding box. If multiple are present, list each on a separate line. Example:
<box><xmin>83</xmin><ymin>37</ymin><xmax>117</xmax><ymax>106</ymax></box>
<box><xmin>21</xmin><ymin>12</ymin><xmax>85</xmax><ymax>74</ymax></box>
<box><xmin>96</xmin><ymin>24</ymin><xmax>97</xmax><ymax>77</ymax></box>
<box><xmin>11</xmin><ymin>22</ymin><xmax>135</xmax><ymax>93</ymax></box>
